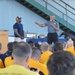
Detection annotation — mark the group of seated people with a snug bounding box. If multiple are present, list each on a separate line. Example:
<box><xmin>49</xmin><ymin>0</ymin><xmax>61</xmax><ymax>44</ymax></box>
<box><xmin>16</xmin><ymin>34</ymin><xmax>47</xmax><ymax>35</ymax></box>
<box><xmin>0</xmin><ymin>37</ymin><xmax>75</xmax><ymax>75</ymax></box>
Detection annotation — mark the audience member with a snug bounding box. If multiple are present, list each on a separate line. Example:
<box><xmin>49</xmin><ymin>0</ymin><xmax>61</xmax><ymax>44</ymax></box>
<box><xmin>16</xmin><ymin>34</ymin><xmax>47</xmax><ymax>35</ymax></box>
<box><xmin>28</xmin><ymin>47</ymin><xmax>48</xmax><ymax>75</ymax></box>
<box><xmin>13</xmin><ymin>41</ymin><xmax>18</xmax><ymax>47</ymax></box>
<box><xmin>61</xmin><ymin>42</ymin><xmax>67</xmax><ymax>50</ymax></box>
<box><xmin>4</xmin><ymin>42</ymin><xmax>13</xmax><ymax>57</ymax></box>
<box><xmin>28</xmin><ymin>40</ymin><xmax>35</xmax><ymax>48</ymax></box>
<box><xmin>66</xmin><ymin>38</ymin><xmax>75</xmax><ymax>56</ymax></box>
<box><xmin>47</xmin><ymin>51</ymin><xmax>75</xmax><ymax>75</ymax></box>
<box><xmin>54</xmin><ymin>42</ymin><xmax>67</xmax><ymax>52</ymax></box>
<box><xmin>40</xmin><ymin>42</ymin><xmax>53</xmax><ymax>64</ymax></box>
<box><xmin>67</xmin><ymin>38</ymin><xmax>73</xmax><ymax>48</ymax></box>
<box><xmin>4</xmin><ymin>41</ymin><xmax>18</xmax><ymax>67</ymax></box>
<box><xmin>35</xmin><ymin>43</ymin><xmax>41</xmax><ymax>50</ymax></box>
<box><xmin>0</xmin><ymin>42</ymin><xmax>39</xmax><ymax>75</ymax></box>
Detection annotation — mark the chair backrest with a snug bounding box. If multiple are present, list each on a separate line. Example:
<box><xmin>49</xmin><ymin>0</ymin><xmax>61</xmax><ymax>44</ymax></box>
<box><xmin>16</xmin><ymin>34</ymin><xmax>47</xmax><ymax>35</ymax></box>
<box><xmin>0</xmin><ymin>59</ymin><xmax>4</xmax><ymax>68</ymax></box>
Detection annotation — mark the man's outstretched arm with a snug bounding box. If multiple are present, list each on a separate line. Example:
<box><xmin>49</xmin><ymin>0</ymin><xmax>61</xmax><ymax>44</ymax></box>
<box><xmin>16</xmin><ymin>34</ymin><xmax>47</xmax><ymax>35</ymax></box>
<box><xmin>35</xmin><ymin>22</ymin><xmax>46</xmax><ymax>27</ymax></box>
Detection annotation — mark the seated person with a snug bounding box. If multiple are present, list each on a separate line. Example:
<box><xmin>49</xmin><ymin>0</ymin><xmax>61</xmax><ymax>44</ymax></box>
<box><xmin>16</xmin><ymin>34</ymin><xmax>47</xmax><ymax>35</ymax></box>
<box><xmin>47</xmin><ymin>51</ymin><xmax>75</xmax><ymax>75</ymax></box>
<box><xmin>28</xmin><ymin>47</ymin><xmax>48</xmax><ymax>75</ymax></box>
<box><xmin>39</xmin><ymin>42</ymin><xmax>53</xmax><ymax>64</ymax></box>
<box><xmin>0</xmin><ymin>59</ymin><xmax>4</xmax><ymax>68</ymax></box>
<box><xmin>4</xmin><ymin>41</ymin><xmax>18</xmax><ymax>57</ymax></box>
<box><xmin>2</xmin><ymin>42</ymin><xmax>18</xmax><ymax>67</ymax></box>
<box><xmin>66</xmin><ymin>38</ymin><xmax>75</xmax><ymax>56</ymax></box>
<box><xmin>0</xmin><ymin>42</ymin><xmax>39</xmax><ymax>75</ymax></box>
<box><xmin>28</xmin><ymin>40</ymin><xmax>35</xmax><ymax>48</ymax></box>
<box><xmin>54</xmin><ymin>42</ymin><xmax>67</xmax><ymax>52</ymax></box>
<box><xmin>35</xmin><ymin>43</ymin><xmax>41</xmax><ymax>50</ymax></box>
<box><xmin>4</xmin><ymin>41</ymin><xmax>32</xmax><ymax>67</ymax></box>
<box><xmin>61</xmin><ymin>42</ymin><xmax>67</xmax><ymax>51</ymax></box>
<box><xmin>4</xmin><ymin>56</ymin><xmax>14</xmax><ymax>67</ymax></box>
<box><xmin>4</xmin><ymin>42</ymin><xmax>13</xmax><ymax>57</ymax></box>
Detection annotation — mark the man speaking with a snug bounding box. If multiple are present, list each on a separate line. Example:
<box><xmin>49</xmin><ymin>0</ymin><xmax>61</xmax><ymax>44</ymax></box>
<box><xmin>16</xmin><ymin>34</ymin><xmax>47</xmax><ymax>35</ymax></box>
<box><xmin>35</xmin><ymin>15</ymin><xmax>59</xmax><ymax>45</ymax></box>
<box><xmin>13</xmin><ymin>16</ymin><xmax>24</xmax><ymax>42</ymax></box>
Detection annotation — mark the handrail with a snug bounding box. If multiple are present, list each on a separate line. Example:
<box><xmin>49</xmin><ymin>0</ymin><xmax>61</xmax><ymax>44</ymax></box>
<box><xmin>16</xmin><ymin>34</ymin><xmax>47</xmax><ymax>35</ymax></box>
<box><xmin>52</xmin><ymin>0</ymin><xmax>75</xmax><ymax>16</ymax></box>
<box><xmin>42</xmin><ymin>0</ymin><xmax>75</xmax><ymax>22</ymax></box>
<box><xmin>60</xmin><ymin>0</ymin><xmax>75</xmax><ymax>11</ymax></box>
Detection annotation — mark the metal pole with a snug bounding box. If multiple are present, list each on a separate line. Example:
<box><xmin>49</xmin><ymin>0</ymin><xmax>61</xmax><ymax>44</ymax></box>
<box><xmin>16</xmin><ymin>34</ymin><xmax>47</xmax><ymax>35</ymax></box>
<box><xmin>46</xmin><ymin>0</ymin><xmax>48</xmax><ymax>12</ymax></box>
<box><xmin>65</xmin><ymin>4</ymin><xmax>68</xmax><ymax>26</ymax></box>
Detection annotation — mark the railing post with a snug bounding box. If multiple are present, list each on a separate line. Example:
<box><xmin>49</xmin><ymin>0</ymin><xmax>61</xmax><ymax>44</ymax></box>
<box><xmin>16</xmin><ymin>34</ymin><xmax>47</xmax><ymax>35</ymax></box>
<box><xmin>62</xmin><ymin>13</ymin><xmax>64</xmax><ymax>19</ymax></box>
<box><xmin>45</xmin><ymin>0</ymin><xmax>47</xmax><ymax>12</ymax></box>
<box><xmin>65</xmin><ymin>4</ymin><xmax>68</xmax><ymax>26</ymax></box>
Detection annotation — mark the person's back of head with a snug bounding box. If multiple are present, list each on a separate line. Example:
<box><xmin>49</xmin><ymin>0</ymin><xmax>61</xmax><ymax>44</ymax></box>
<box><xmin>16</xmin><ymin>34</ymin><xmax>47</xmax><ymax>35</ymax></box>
<box><xmin>61</xmin><ymin>42</ymin><xmax>67</xmax><ymax>50</ymax></box>
<box><xmin>13</xmin><ymin>41</ymin><xmax>18</xmax><ymax>46</ymax></box>
<box><xmin>30</xmin><ymin>47</ymin><xmax>48</xmax><ymax>75</ymax></box>
<box><xmin>54</xmin><ymin>42</ymin><xmax>65</xmax><ymax>52</ymax></box>
<box><xmin>0</xmin><ymin>43</ymin><xmax>2</xmax><ymax>50</ymax></box>
<box><xmin>35</xmin><ymin>43</ymin><xmax>41</xmax><ymax>50</ymax></box>
<box><xmin>40</xmin><ymin>42</ymin><xmax>49</xmax><ymax>52</ymax></box>
<box><xmin>47</xmin><ymin>51</ymin><xmax>75</xmax><ymax>75</ymax></box>
<box><xmin>0</xmin><ymin>42</ymin><xmax>39</xmax><ymax>75</ymax></box>
<box><xmin>67</xmin><ymin>38</ymin><xmax>74</xmax><ymax>48</ymax></box>
<box><xmin>13</xmin><ymin>41</ymin><xmax>18</xmax><ymax>49</ymax></box>
<box><xmin>7</xmin><ymin>42</ymin><xmax>13</xmax><ymax>52</ymax></box>
<box><xmin>31</xmin><ymin>47</ymin><xmax>41</xmax><ymax>61</ymax></box>
<box><xmin>28</xmin><ymin>40</ymin><xmax>34</xmax><ymax>48</ymax></box>
<box><xmin>12</xmin><ymin>42</ymin><xmax>32</xmax><ymax>63</ymax></box>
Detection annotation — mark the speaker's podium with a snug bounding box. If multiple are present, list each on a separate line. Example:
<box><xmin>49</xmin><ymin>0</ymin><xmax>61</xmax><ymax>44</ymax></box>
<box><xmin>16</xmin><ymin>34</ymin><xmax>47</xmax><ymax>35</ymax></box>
<box><xmin>0</xmin><ymin>30</ymin><xmax>8</xmax><ymax>54</ymax></box>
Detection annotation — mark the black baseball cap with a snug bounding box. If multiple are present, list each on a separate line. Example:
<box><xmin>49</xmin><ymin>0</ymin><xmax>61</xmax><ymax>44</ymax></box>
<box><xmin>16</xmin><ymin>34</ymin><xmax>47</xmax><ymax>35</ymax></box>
<box><xmin>16</xmin><ymin>16</ymin><xmax>21</xmax><ymax>19</ymax></box>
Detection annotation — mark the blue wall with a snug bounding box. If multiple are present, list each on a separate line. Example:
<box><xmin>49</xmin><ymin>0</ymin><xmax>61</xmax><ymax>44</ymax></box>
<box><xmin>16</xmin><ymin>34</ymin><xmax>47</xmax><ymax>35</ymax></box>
<box><xmin>0</xmin><ymin>0</ymin><xmax>48</xmax><ymax>36</ymax></box>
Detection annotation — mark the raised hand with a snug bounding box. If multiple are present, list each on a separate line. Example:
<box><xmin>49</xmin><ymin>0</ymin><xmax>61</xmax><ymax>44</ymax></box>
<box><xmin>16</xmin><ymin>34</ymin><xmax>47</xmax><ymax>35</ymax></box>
<box><xmin>20</xmin><ymin>36</ymin><xmax>24</xmax><ymax>39</ymax></box>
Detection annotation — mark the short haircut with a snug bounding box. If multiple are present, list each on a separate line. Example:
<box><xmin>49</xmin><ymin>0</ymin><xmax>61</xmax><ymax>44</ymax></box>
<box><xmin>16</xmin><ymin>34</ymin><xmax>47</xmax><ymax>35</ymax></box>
<box><xmin>50</xmin><ymin>14</ymin><xmax>55</xmax><ymax>16</ymax></box>
<box><xmin>40</xmin><ymin>42</ymin><xmax>49</xmax><ymax>51</ymax></box>
<box><xmin>35</xmin><ymin>43</ymin><xmax>41</xmax><ymax>49</ymax></box>
<box><xmin>7</xmin><ymin>42</ymin><xmax>13</xmax><ymax>51</ymax></box>
<box><xmin>47</xmin><ymin>51</ymin><xmax>75</xmax><ymax>75</ymax></box>
<box><xmin>67</xmin><ymin>39</ymin><xmax>73</xmax><ymax>47</ymax></box>
<box><xmin>31</xmin><ymin>47</ymin><xmax>41</xmax><ymax>58</ymax></box>
<box><xmin>50</xmin><ymin>14</ymin><xmax>55</xmax><ymax>18</ymax></box>
<box><xmin>54</xmin><ymin>42</ymin><xmax>64</xmax><ymax>52</ymax></box>
<box><xmin>13</xmin><ymin>42</ymin><xmax>32</xmax><ymax>59</ymax></box>
<box><xmin>0</xmin><ymin>43</ymin><xmax>2</xmax><ymax>49</ymax></box>
<box><xmin>61</xmin><ymin>42</ymin><xmax>67</xmax><ymax>48</ymax></box>
<box><xmin>28</xmin><ymin>40</ymin><xmax>34</xmax><ymax>48</ymax></box>
<box><xmin>13</xmin><ymin>41</ymin><xmax>18</xmax><ymax>46</ymax></box>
